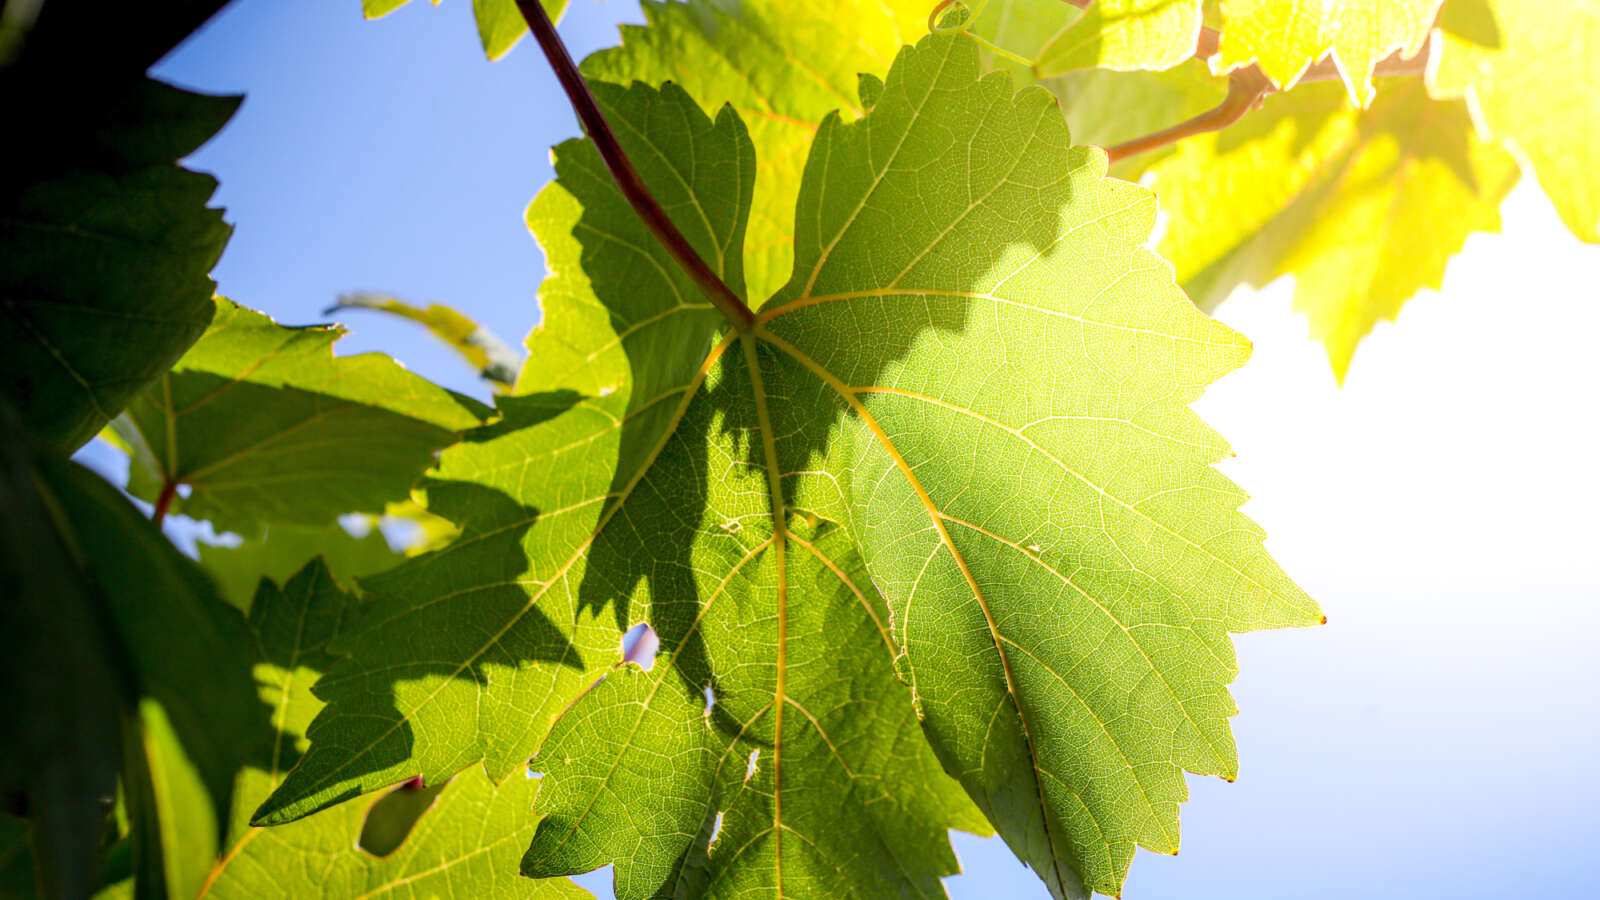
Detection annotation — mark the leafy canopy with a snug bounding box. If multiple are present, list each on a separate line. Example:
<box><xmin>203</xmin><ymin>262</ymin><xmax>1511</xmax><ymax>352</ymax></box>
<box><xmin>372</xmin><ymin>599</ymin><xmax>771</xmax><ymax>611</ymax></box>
<box><xmin>259</xmin><ymin>29</ymin><xmax>1319</xmax><ymax>900</ymax></box>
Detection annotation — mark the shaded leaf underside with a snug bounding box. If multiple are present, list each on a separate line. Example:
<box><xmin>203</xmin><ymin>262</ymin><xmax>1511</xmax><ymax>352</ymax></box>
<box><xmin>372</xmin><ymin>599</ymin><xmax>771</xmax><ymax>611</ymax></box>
<box><xmin>264</xmin><ymin>30</ymin><xmax>1318</xmax><ymax>900</ymax></box>
<box><xmin>114</xmin><ymin>298</ymin><xmax>483</xmax><ymax>536</ymax></box>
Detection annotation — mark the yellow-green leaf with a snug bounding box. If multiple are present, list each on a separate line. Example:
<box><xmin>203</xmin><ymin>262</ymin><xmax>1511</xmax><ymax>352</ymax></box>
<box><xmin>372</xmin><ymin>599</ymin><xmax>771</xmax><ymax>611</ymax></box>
<box><xmin>1430</xmin><ymin>0</ymin><xmax>1600</xmax><ymax>242</ymax></box>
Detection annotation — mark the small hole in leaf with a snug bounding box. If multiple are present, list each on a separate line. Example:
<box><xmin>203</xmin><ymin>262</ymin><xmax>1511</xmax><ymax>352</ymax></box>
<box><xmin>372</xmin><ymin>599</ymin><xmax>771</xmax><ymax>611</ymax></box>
<box><xmin>621</xmin><ymin>623</ymin><xmax>659</xmax><ymax>669</ymax></box>
<box><xmin>744</xmin><ymin>749</ymin><xmax>759</xmax><ymax>783</ymax></box>
<box><xmin>709</xmin><ymin>811</ymin><xmax>725</xmax><ymax>844</ymax></box>
<box><xmin>703</xmin><ymin>685</ymin><xmax>715</xmax><ymax>716</ymax></box>
<box><xmin>358</xmin><ymin>776</ymin><xmax>448</xmax><ymax>857</ymax></box>
<box><xmin>175</xmin><ymin>483</ymin><xmax>193</xmax><ymax>499</ymax></box>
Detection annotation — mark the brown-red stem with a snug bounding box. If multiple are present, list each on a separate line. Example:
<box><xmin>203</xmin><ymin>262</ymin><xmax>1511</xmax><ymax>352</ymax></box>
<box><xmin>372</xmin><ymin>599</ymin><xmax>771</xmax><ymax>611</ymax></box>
<box><xmin>513</xmin><ymin>0</ymin><xmax>755</xmax><ymax>333</ymax></box>
<box><xmin>152</xmin><ymin>479</ymin><xmax>177</xmax><ymax>526</ymax></box>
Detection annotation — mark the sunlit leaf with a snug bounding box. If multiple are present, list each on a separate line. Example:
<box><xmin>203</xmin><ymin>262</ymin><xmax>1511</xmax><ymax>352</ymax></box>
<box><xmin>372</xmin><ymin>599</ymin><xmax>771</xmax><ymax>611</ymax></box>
<box><xmin>361</xmin><ymin>0</ymin><xmax>570</xmax><ymax>60</ymax></box>
<box><xmin>1429</xmin><ymin>0</ymin><xmax>1600</xmax><ymax>242</ymax></box>
<box><xmin>580</xmin><ymin>0</ymin><xmax>932</xmax><ymax>303</ymax></box>
<box><xmin>112</xmin><ymin>298</ymin><xmax>485</xmax><ymax>535</ymax></box>
<box><xmin>326</xmin><ymin>292</ymin><xmax>523</xmax><ymax>389</ymax></box>
<box><xmin>191</xmin><ymin>558</ymin><xmax>588</xmax><ymax>899</ymax></box>
<box><xmin>262</xmin><ymin>31</ymin><xmax>1318</xmax><ymax>900</ymax></box>
<box><xmin>1217</xmin><ymin>0</ymin><xmax>1441</xmax><ymax>105</ymax></box>
<box><xmin>1036</xmin><ymin>0</ymin><xmax>1202</xmax><ymax>74</ymax></box>
<box><xmin>1149</xmin><ymin>80</ymin><xmax>1519</xmax><ymax>378</ymax></box>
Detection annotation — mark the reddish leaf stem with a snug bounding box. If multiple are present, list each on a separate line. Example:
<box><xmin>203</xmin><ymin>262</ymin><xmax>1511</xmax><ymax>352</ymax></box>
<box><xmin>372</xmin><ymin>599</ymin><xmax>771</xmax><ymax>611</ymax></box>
<box><xmin>1106</xmin><ymin>26</ymin><xmax>1435</xmax><ymax>164</ymax></box>
<box><xmin>513</xmin><ymin>0</ymin><xmax>755</xmax><ymax>333</ymax></box>
<box><xmin>152</xmin><ymin>479</ymin><xmax>178</xmax><ymax>526</ymax></box>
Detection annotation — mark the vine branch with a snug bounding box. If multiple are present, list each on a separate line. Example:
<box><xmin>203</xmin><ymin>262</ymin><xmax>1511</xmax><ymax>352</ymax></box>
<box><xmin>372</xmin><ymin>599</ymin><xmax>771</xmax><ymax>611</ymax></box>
<box><xmin>513</xmin><ymin>0</ymin><xmax>755</xmax><ymax>333</ymax></box>
<box><xmin>152</xmin><ymin>479</ymin><xmax>177</xmax><ymax>526</ymax></box>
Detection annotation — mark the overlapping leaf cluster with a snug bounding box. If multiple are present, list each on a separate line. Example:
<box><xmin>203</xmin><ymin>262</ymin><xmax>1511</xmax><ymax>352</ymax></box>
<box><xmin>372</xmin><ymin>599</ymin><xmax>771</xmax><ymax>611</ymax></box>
<box><xmin>16</xmin><ymin>0</ymin><xmax>1592</xmax><ymax>897</ymax></box>
<box><xmin>246</xmin><ymin>5</ymin><xmax>1323</xmax><ymax>898</ymax></box>
<box><xmin>953</xmin><ymin>0</ymin><xmax>1596</xmax><ymax>376</ymax></box>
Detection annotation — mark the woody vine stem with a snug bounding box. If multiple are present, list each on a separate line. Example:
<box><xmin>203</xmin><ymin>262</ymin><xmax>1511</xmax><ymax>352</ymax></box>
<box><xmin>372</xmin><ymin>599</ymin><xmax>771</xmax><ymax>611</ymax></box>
<box><xmin>513</xmin><ymin>0</ymin><xmax>754</xmax><ymax>332</ymax></box>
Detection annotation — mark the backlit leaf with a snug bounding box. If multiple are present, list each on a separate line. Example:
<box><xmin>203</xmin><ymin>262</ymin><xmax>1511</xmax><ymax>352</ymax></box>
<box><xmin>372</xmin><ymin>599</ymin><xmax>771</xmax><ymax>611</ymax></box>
<box><xmin>1036</xmin><ymin>0</ymin><xmax>1203</xmax><ymax>74</ymax></box>
<box><xmin>112</xmin><ymin>298</ymin><xmax>485</xmax><ymax>535</ymax></box>
<box><xmin>1429</xmin><ymin>0</ymin><xmax>1600</xmax><ymax>242</ymax></box>
<box><xmin>1149</xmin><ymin>80</ymin><xmax>1519</xmax><ymax>378</ymax></box>
<box><xmin>263</xmin><ymin>30</ymin><xmax>1318</xmax><ymax>900</ymax></box>
<box><xmin>193</xmin><ymin>559</ymin><xmax>589</xmax><ymax>899</ymax></box>
<box><xmin>361</xmin><ymin>0</ymin><xmax>570</xmax><ymax>60</ymax></box>
<box><xmin>1217</xmin><ymin>0</ymin><xmax>1441</xmax><ymax>105</ymax></box>
<box><xmin>580</xmin><ymin>0</ymin><xmax>932</xmax><ymax>303</ymax></box>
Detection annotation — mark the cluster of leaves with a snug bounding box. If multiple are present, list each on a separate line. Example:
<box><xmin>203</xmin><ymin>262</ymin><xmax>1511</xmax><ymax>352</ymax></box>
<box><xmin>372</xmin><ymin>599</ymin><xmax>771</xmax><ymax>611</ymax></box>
<box><xmin>0</xmin><ymin>1</ymin><xmax>1592</xmax><ymax>899</ymax></box>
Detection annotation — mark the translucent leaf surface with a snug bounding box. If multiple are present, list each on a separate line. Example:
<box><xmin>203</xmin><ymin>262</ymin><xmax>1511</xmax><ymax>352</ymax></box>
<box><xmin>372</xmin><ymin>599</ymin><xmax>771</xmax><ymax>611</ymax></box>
<box><xmin>0</xmin><ymin>79</ymin><xmax>235</xmax><ymax>451</ymax></box>
<box><xmin>326</xmin><ymin>292</ymin><xmax>523</xmax><ymax>389</ymax></box>
<box><xmin>263</xmin><ymin>30</ymin><xmax>1318</xmax><ymax>900</ymax></box>
<box><xmin>197</xmin><ymin>559</ymin><xmax>590</xmax><ymax>899</ymax></box>
<box><xmin>1217</xmin><ymin>0</ymin><xmax>1441</xmax><ymax>105</ymax></box>
<box><xmin>361</xmin><ymin>0</ymin><xmax>570</xmax><ymax>60</ymax></box>
<box><xmin>580</xmin><ymin>0</ymin><xmax>931</xmax><ymax>303</ymax></box>
<box><xmin>1149</xmin><ymin>80</ymin><xmax>1519</xmax><ymax>378</ymax></box>
<box><xmin>1430</xmin><ymin>0</ymin><xmax>1600</xmax><ymax>242</ymax></box>
<box><xmin>1036</xmin><ymin>0</ymin><xmax>1202</xmax><ymax>73</ymax></box>
<box><xmin>113</xmin><ymin>299</ymin><xmax>484</xmax><ymax>535</ymax></box>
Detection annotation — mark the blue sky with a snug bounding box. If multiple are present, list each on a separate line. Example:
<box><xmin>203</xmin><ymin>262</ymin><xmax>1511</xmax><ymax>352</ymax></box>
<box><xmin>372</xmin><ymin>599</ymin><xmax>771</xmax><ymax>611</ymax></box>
<box><xmin>123</xmin><ymin>1</ymin><xmax>1600</xmax><ymax>897</ymax></box>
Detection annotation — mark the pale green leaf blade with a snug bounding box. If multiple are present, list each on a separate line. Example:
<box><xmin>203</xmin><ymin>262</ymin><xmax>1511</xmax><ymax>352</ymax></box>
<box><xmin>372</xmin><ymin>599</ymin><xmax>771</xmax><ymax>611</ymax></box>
<box><xmin>0</xmin><ymin>80</ymin><xmax>236</xmax><ymax>451</ymax></box>
<box><xmin>1218</xmin><ymin>0</ymin><xmax>1440</xmax><ymax>105</ymax></box>
<box><xmin>206</xmin><ymin>770</ymin><xmax>590</xmax><ymax>899</ymax></box>
<box><xmin>326</xmin><ymin>292</ymin><xmax>524</xmax><ymax>389</ymax></box>
<box><xmin>752</xmin><ymin>32</ymin><xmax>1322</xmax><ymax>897</ymax></box>
<box><xmin>523</xmin><ymin>525</ymin><xmax>988</xmax><ymax>899</ymax></box>
<box><xmin>580</xmin><ymin>0</ymin><xmax>931</xmax><ymax>303</ymax></box>
<box><xmin>253</xmin><ymin>82</ymin><xmax>749</xmax><ymax>824</ymax></box>
<box><xmin>114</xmin><ymin>298</ymin><xmax>484</xmax><ymax>535</ymax></box>
<box><xmin>1430</xmin><ymin>0</ymin><xmax>1600</xmax><ymax>242</ymax></box>
<box><xmin>1037</xmin><ymin>0</ymin><xmax>1203</xmax><ymax>73</ymax></box>
<box><xmin>1149</xmin><ymin>80</ymin><xmax>1519</xmax><ymax>378</ymax></box>
<box><xmin>360</xmin><ymin>0</ymin><xmax>569</xmax><ymax>59</ymax></box>
<box><xmin>193</xmin><ymin>559</ymin><xmax>588</xmax><ymax>899</ymax></box>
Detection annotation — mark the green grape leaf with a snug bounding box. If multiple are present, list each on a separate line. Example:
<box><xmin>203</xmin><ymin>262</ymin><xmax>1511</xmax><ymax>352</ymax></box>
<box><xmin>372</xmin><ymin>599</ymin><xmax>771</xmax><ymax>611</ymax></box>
<box><xmin>580</xmin><ymin>0</ymin><xmax>931</xmax><ymax>303</ymax></box>
<box><xmin>326</xmin><ymin>292</ymin><xmax>524</xmax><ymax>389</ymax></box>
<box><xmin>112</xmin><ymin>298</ymin><xmax>485</xmax><ymax>536</ymax></box>
<box><xmin>197</xmin><ymin>523</ymin><xmax>403</xmax><ymax>611</ymax></box>
<box><xmin>0</xmin><ymin>816</ymin><xmax>41</xmax><ymax>899</ymax></box>
<box><xmin>185</xmin><ymin>558</ymin><xmax>589</xmax><ymax>899</ymax></box>
<box><xmin>361</xmin><ymin>0</ymin><xmax>569</xmax><ymax>60</ymax></box>
<box><xmin>1429</xmin><ymin>0</ymin><xmax>1600</xmax><ymax>242</ymax></box>
<box><xmin>263</xmin><ymin>31</ymin><xmax>1318</xmax><ymax>900</ymax></box>
<box><xmin>0</xmin><ymin>79</ymin><xmax>236</xmax><ymax>451</ymax></box>
<box><xmin>1149</xmin><ymin>80</ymin><xmax>1520</xmax><ymax>379</ymax></box>
<box><xmin>10</xmin><ymin>445</ymin><xmax>262</xmax><ymax>900</ymax></box>
<box><xmin>253</xmin><ymin>78</ymin><xmax>758</xmax><ymax>824</ymax></box>
<box><xmin>1217</xmin><ymin>0</ymin><xmax>1440</xmax><ymax>105</ymax></box>
<box><xmin>0</xmin><ymin>417</ymin><xmax>127</xmax><ymax>900</ymax></box>
<box><xmin>1036</xmin><ymin>0</ymin><xmax>1203</xmax><ymax>74</ymax></box>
